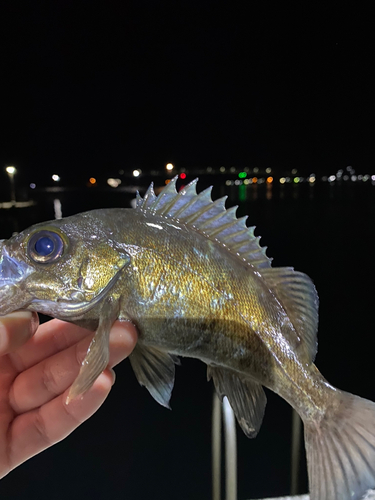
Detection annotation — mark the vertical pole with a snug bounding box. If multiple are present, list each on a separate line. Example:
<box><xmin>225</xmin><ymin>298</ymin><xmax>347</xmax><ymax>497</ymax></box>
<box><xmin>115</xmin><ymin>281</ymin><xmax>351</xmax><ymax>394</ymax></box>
<box><xmin>290</xmin><ymin>409</ymin><xmax>302</xmax><ymax>495</ymax></box>
<box><xmin>223</xmin><ymin>397</ymin><xmax>237</xmax><ymax>500</ymax></box>
<box><xmin>212</xmin><ymin>392</ymin><xmax>222</xmax><ymax>500</ymax></box>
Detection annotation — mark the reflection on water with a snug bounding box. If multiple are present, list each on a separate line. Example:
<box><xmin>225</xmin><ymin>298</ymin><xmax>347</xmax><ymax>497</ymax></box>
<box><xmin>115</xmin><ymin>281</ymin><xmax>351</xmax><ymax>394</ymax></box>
<box><xmin>54</xmin><ymin>198</ymin><xmax>62</xmax><ymax>219</ymax></box>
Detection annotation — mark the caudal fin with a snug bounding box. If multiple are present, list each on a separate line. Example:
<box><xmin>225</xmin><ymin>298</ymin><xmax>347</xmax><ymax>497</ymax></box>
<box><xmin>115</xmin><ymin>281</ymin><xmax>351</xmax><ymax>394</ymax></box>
<box><xmin>304</xmin><ymin>390</ymin><xmax>375</xmax><ymax>500</ymax></box>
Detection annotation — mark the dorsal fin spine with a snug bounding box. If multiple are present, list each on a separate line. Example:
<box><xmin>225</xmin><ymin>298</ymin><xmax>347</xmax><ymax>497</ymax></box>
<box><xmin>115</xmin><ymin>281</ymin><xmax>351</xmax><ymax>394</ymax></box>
<box><xmin>198</xmin><ymin>197</ymin><xmax>229</xmax><ymax>229</ymax></box>
<box><xmin>137</xmin><ymin>178</ymin><xmax>272</xmax><ymax>271</ymax></box>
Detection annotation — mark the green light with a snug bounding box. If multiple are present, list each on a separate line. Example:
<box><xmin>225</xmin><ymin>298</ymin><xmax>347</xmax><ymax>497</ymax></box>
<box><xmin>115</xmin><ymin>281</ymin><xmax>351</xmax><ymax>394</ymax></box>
<box><xmin>238</xmin><ymin>172</ymin><xmax>247</xmax><ymax>179</ymax></box>
<box><xmin>294</xmin><ymin>177</ymin><xmax>300</xmax><ymax>184</ymax></box>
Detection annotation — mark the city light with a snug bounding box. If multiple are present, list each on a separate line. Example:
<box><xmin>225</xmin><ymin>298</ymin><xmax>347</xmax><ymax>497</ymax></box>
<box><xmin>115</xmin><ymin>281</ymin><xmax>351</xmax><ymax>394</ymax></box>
<box><xmin>266</xmin><ymin>176</ymin><xmax>273</xmax><ymax>183</ymax></box>
<box><xmin>180</xmin><ymin>173</ymin><xmax>186</xmax><ymax>179</ymax></box>
<box><xmin>266</xmin><ymin>167</ymin><xmax>272</xmax><ymax>174</ymax></box>
<box><xmin>6</xmin><ymin>166</ymin><xmax>16</xmax><ymax>175</ymax></box>
<box><xmin>30</xmin><ymin>183</ymin><xmax>36</xmax><ymax>189</ymax></box>
<box><xmin>89</xmin><ymin>177</ymin><xmax>96</xmax><ymax>185</ymax></box>
<box><xmin>133</xmin><ymin>169</ymin><xmax>141</xmax><ymax>177</ymax></box>
<box><xmin>166</xmin><ymin>163</ymin><xmax>174</xmax><ymax>171</ymax></box>
<box><xmin>6</xmin><ymin>166</ymin><xmax>17</xmax><ymax>203</ymax></box>
<box><xmin>280</xmin><ymin>177</ymin><xmax>286</xmax><ymax>184</ymax></box>
<box><xmin>238</xmin><ymin>172</ymin><xmax>247</xmax><ymax>179</ymax></box>
<box><xmin>52</xmin><ymin>174</ymin><xmax>60</xmax><ymax>182</ymax></box>
<box><xmin>107</xmin><ymin>178</ymin><xmax>121</xmax><ymax>188</ymax></box>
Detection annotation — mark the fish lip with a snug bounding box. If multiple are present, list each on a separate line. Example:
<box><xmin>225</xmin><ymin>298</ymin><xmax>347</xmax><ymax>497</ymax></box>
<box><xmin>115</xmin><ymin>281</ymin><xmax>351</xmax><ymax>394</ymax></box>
<box><xmin>0</xmin><ymin>247</ymin><xmax>34</xmax><ymax>285</ymax></box>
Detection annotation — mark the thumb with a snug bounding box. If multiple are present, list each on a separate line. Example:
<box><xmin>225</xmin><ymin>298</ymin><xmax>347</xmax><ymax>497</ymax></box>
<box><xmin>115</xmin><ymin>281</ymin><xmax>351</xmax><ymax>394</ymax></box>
<box><xmin>0</xmin><ymin>311</ymin><xmax>39</xmax><ymax>356</ymax></box>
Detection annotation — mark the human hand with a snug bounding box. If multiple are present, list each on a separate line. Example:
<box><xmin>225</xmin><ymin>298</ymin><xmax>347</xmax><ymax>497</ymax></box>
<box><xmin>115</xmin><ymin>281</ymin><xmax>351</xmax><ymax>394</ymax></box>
<box><xmin>0</xmin><ymin>311</ymin><xmax>137</xmax><ymax>479</ymax></box>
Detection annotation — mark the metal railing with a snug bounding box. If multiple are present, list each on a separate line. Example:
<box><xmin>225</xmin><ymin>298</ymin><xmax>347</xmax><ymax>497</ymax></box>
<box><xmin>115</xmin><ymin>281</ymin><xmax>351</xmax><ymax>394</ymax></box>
<box><xmin>212</xmin><ymin>392</ymin><xmax>375</xmax><ymax>500</ymax></box>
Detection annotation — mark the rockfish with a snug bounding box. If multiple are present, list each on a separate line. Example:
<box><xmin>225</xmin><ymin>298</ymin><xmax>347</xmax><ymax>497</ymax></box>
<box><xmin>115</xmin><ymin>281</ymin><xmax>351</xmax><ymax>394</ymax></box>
<box><xmin>0</xmin><ymin>177</ymin><xmax>374</xmax><ymax>499</ymax></box>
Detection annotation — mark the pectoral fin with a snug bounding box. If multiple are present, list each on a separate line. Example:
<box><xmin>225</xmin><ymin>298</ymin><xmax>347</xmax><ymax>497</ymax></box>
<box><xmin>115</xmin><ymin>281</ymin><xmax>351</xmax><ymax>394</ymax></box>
<box><xmin>66</xmin><ymin>298</ymin><xmax>119</xmax><ymax>404</ymax></box>
<box><xmin>129</xmin><ymin>344</ymin><xmax>180</xmax><ymax>409</ymax></box>
<box><xmin>207</xmin><ymin>366</ymin><xmax>267</xmax><ymax>438</ymax></box>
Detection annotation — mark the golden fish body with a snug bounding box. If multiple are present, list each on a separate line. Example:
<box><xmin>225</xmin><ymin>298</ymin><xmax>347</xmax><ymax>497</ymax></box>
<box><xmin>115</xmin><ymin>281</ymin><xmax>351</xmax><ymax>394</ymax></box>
<box><xmin>0</xmin><ymin>177</ymin><xmax>374</xmax><ymax>499</ymax></box>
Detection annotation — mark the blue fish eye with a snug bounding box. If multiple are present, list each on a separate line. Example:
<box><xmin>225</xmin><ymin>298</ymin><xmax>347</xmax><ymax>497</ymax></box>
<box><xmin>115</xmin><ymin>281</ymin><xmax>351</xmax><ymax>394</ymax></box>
<box><xmin>34</xmin><ymin>236</ymin><xmax>55</xmax><ymax>256</ymax></box>
<box><xmin>28</xmin><ymin>230</ymin><xmax>65</xmax><ymax>264</ymax></box>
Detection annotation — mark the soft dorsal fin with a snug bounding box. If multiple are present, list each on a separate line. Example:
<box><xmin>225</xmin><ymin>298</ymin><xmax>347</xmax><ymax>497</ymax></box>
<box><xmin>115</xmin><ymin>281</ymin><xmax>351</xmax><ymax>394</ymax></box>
<box><xmin>136</xmin><ymin>177</ymin><xmax>271</xmax><ymax>270</ymax></box>
<box><xmin>261</xmin><ymin>267</ymin><xmax>319</xmax><ymax>360</ymax></box>
<box><xmin>136</xmin><ymin>177</ymin><xmax>319</xmax><ymax>360</ymax></box>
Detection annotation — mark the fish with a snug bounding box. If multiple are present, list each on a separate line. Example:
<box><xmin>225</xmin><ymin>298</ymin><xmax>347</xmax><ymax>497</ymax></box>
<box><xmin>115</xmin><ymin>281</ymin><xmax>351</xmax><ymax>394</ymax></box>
<box><xmin>0</xmin><ymin>176</ymin><xmax>375</xmax><ymax>499</ymax></box>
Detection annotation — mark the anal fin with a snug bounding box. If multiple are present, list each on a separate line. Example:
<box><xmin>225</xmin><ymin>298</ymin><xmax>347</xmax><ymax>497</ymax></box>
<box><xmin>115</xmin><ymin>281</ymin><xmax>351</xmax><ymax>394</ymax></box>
<box><xmin>129</xmin><ymin>344</ymin><xmax>180</xmax><ymax>409</ymax></box>
<box><xmin>207</xmin><ymin>365</ymin><xmax>266</xmax><ymax>438</ymax></box>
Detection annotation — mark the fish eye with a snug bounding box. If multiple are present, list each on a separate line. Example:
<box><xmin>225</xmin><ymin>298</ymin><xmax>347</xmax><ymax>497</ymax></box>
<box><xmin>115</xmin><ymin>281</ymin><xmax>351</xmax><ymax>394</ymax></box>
<box><xmin>28</xmin><ymin>230</ymin><xmax>65</xmax><ymax>264</ymax></box>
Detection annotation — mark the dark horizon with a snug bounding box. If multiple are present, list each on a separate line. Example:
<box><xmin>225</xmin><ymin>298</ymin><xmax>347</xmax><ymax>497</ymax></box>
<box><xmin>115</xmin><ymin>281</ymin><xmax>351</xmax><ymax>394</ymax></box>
<box><xmin>2</xmin><ymin>3</ymin><xmax>375</xmax><ymax>182</ymax></box>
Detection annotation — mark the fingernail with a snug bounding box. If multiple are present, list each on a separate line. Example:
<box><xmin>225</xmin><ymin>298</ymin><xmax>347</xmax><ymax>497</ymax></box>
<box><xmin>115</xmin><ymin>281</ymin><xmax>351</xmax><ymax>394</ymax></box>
<box><xmin>0</xmin><ymin>311</ymin><xmax>33</xmax><ymax>323</ymax></box>
<box><xmin>109</xmin><ymin>368</ymin><xmax>116</xmax><ymax>385</ymax></box>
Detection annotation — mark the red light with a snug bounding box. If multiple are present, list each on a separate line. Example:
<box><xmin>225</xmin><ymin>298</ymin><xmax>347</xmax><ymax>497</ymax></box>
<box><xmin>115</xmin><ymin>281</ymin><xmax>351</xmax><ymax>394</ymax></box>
<box><xmin>180</xmin><ymin>173</ymin><xmax>186</xmax><ymax>179</ymax></box>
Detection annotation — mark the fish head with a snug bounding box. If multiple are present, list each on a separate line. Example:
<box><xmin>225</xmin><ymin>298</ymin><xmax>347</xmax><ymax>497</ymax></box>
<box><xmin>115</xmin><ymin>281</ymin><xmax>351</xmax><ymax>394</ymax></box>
<box><xmin>0</xmin><ymin>214</ymin><xmax>130</xmax><ymax>319</ymax></box>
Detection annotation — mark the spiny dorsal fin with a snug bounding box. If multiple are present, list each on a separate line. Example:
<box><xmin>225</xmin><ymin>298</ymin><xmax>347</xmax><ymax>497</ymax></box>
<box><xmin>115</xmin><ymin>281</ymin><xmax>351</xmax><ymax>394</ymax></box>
<box><xmin>261</xmin><ymin>267</ymin><xmax>319</xmax><ymax>361</ymax></box>
<box><xmin>136</xmin><ymin>176</ymin><xmax>271</xmax><ymax>270</ymax></box>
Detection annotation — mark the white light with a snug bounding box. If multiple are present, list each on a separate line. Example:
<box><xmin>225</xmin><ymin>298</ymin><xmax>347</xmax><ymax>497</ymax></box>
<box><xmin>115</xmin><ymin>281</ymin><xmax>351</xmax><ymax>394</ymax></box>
<box><xmin>166</xmin><ymin>163</ymin><xmax>174</xmax><ymax>171</ymax></box>
<box><xmin>52</xmin><ymin>174</ymin><xmax>60</xmax><ymax>182</ymax></box>
<box><xmin>308</xmin><ymin>175</ymin><xmax>316</xmax><ymax>183</ymax></box>
<box><xmin>6</xmin><ymin>166</ymin><xmax>16</xmax><ymax>175</ymax></box>
<box><xmin>207</xmin><ymin>167</ymin><xmax>212</xmax><ymax>172</ymax></box>
<box><xmin>343</xmin><ymin>175</ymin><xmax>349</xmax><ymax>180</ymax></box>
<box><xmin>372</xmin><ymin>175</ymin><xmax>375</xmax><ymax>181</ymax></box>
<box><xmin>351</xmin><ymin>175</ymin><xmax>357</xmax><ymax>182</ymax></box>
<box><xmin>253</xmin><ymin>167</ymin><xmax>259</xmax><ymax>173</ymax></box>
<box><xmin>30</xmin><ymin>183</ymin><xmax>36</xmax><ymax>189</ymax></box>
<box><xmin>107</xmin><ymin>178</ymin><xmax>121</xmax><ymax>188</ymax></box>
<box><xmin>225</xmin><ymin>180</ymin><xmax>232</xmax><ymax>186</ymax></box>
<box><xmin>234</xmin><ymin>180</ymin><xmax>241</xmax><ymax>185</ymax></box>
<box><xmin>244</xmin><ymin>179</ymin><xmax>250</xmax><ymax>185</ymax></box>
<box><xmin>133</xmin><ymin>169</ymin><xmax>141</xmax><ymax>177</ymax></box>
<box><xmin>266</xmin><ymin>167</ymin><xmax>272</xmax><ymax>174</ymax></box>
<box><xmin>328</xmin><ymin>175</ymin><xmax>336</xmax><ymax>182</ymax></box>
<box><xmin>280</xmin><ymin>177</ymin><xmax>286</xmax><ymax>184</ymax></box>
<box><xmin>220</xmin><ymin>166</ymin><xmax>225</xmax><ymax>172</ymax></box>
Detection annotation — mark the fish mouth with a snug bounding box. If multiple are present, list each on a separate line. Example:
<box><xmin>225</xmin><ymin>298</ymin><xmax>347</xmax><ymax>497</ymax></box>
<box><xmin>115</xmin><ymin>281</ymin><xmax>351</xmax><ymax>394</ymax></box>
<box><xmin>0</xmin><ymin>243</ymin><xmax>34</xmax><ymax>314</ymax></box>
<box><xmin>0</xmin><ymin>246</ymin><xmax>31</xmax><ymax>283</ymax></box>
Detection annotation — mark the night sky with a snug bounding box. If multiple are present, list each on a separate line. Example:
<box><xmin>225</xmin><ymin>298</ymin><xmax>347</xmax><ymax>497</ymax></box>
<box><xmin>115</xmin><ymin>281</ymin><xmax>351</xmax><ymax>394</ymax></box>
<box><xmin>1</xmin><ymin>2</ymin><xmax>375</xmax><ymax>186</ymax></box>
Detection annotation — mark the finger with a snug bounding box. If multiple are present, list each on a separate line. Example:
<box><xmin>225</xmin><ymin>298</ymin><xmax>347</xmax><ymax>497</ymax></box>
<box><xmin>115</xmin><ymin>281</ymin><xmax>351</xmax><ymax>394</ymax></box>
<box><xmin>9</xmin><ymin>321</ymin><xmax>137</xmax><ymax>414</ymax></box>
<box><xmin>107</xmin><ymin>321</ymin><xmax>138</xmax><ymax>368</ymax></box>
<box><xmin>7</xmin><ymin>369</ymin><xmax>114</xmax><ymax>474</ymax></box>
<box><xmin>0</xmin><ymin>311</ymin><xmax>39</xmax><ymax>356</ymax></box>
<box><xmin>8</xmin><ymin>319</ymin><xmax>94</xmax><ymax>372</ymax></box>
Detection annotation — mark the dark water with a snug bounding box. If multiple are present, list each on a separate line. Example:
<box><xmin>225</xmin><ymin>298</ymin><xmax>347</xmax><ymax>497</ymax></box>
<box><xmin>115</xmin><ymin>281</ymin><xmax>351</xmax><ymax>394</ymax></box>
<box><xmin>1</xmin><ymin>181</ymin><xmax>375</xmax><ymax>500</ymax></box>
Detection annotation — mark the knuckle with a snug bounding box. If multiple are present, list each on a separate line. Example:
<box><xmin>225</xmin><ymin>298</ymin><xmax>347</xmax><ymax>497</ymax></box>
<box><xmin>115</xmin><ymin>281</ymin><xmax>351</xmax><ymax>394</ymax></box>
<box><xmin>33</xmin><ymin>409</ymin><xmax>52</xmax><ymax>447</ymax></box>
<box><xmin>41</xmin><ymin>362</ymin><xmax>60</xmax><ymax>397</ymax></box>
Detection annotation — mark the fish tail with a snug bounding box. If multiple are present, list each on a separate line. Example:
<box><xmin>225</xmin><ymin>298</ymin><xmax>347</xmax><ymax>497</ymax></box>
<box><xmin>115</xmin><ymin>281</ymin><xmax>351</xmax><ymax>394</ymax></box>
<box><xmin>304</xmin><ymin>389</ymin><xmax>375</xmax><ymax>499</ymax></box>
